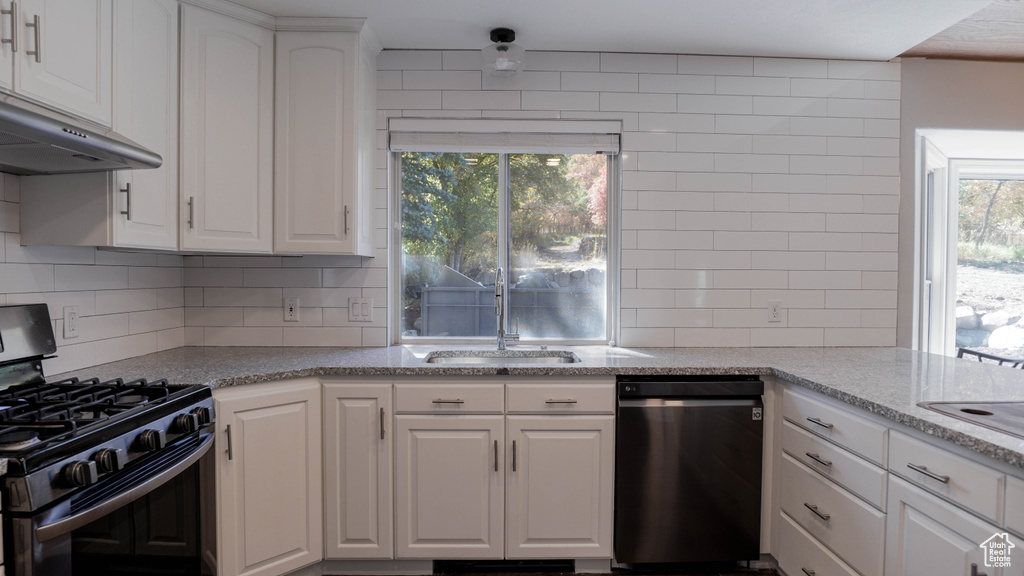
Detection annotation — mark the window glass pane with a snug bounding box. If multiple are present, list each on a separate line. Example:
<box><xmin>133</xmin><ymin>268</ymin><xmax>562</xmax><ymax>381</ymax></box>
<box><xmin>400</xmin><ymin>152</ymin><xmax>498</xmax><ymax>338</ymax></box>
<box><xmin>956</xmin><ymin>178</ymin><xmax>1024</xmax><ymax>358</ymax></box>
<box><xmin>508</xmin><ymin>153</ymin><xmax>607</xmax><ymax>340</ymax></box>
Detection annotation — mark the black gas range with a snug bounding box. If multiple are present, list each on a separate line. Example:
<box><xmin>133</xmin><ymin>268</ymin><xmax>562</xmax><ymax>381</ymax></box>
<box><xmin>0</xmin><ymin>304</ymin><xmax>214</xmax><ymax>576</ymax></box>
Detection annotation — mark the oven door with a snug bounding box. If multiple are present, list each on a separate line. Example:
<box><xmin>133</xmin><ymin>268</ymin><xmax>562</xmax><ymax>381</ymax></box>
<box><xmin>8</xmin><ymin>431</ymin><xmax>213</xmax><ymax>576</ymax></box>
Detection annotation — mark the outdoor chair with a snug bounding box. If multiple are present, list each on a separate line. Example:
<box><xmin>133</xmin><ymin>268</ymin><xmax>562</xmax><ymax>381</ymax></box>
<box><xmin>957</xmin><ymin>347</ymin><xmax>1024</xmax><ymax>369</ymax></box>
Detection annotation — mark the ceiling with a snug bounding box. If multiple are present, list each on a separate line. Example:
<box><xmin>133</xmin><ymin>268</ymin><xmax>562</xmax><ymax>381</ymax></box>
<box><xmin>227</xmin><ymin>0</ymin><xmax>1003</xmax><ymax>61</ymax></box>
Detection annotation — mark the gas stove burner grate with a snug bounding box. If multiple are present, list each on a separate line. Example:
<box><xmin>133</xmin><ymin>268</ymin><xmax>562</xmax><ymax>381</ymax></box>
<box><xmin>0</xmin><ymin>429</ymin><xmax>39</xmax><ymax>450</ymax></box>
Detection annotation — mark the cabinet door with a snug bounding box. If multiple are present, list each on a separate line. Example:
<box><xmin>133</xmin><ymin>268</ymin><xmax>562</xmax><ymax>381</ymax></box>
<box><xmin>886</xmin><ymin>476</ymin><xmax>1004</xmax><ymax>576</ymax></box>
<box><xmin>323</xmin><ymin>383</ymin><xmax>393</xmax><ymax>559</ymax></box>
<box><xmin>0</xmin><ymin>0</ymin><xmax>13</xmax><ymax>91</ymax></box>
<box><xmin>112</xmin><ymin>0</ymin><xmax>177</xmax><ymax>250</ymax></box>
<box><xmin>180</xmin><ymin>4</ymin><xmax>273</xmax><ymax>253</ymax></box>
<box><xmin>505</xmin><ymin>416</ymin><xmax>614</xmax><ymax>559</ymax></box>
<box><xmin>16</xmin><ymin>0</ymin><xmax>111</xmax><ymax>125</ymax></box>
<box><xmin>395</xmin><ymin>415</ymin><xmax>504</xmax><ymax>559</ymax></box>
<box><xmin>214</xmin><ymin>379</ymin><xmax>323</xmax><ymax>576</ymax></box>
<box><xmin>274</xmin><ymin>31</ymin><xmax>362</xmax><ymax>255</ymax></box>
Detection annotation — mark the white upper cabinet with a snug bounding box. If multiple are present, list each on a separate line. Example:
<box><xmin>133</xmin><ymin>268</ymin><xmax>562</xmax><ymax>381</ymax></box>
<box><xmin>6</xmin><ymin>0</ymin><xmax>112</xmax><ymax>125</ymax></box>
<box><xmin>180</xmin><ymin>3</ymin><xmax>274</xmax><ymax>253</ymax></box>
<box><xmin>111</xmin><ymin>0</ymin><xmax>178</xmax><ymax>249</ymax></box>
<box><xmin>18</xmin><ymin>0</ymin><xmax>176</xmax><ymax>250</ymax></box>
<box><xmin>274</xmin><ymin>26</ymin><xmax>379</xmax><ymax>256</ymax></box>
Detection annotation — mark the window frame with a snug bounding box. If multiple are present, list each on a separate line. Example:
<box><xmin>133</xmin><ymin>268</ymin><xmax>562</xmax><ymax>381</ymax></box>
<box><xmin>388</xmin><ymin>123</ymin><xmax>621</xmax><ymax>347</ymax></box>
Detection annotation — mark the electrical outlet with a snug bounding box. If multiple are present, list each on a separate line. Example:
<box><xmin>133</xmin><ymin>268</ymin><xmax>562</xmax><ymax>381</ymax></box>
<box><xmin>64</xmin><ymin>306</ymin><xmax>80</xmax><ymax>338</ymax></box>
<box><xmin>348</xmin><ymin>297</ymin><xmax>373</xmax><ymax>322</ymax></box>
<box><xmin>284</xmin><ymin>297</ymin><xmax>300</xmax><ymax>322</ymax></box>
<box><xmin>768</xmin><ymin>300</ymin><xmax>782</xmax><ymax>323</ymax></box>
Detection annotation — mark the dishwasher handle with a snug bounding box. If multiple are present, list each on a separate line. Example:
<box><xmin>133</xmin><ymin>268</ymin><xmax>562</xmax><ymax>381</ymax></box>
<box><xmin>619</xmin><ymin>397</ymin><xmax>762</xmax><ymax>408</ymax></box>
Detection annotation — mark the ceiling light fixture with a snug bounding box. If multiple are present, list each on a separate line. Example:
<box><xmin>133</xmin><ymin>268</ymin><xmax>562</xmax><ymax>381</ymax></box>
<box><xmin>482</xmin><ymin>28</ymin><xmax>524</xmax><ymax>78</ymax></box>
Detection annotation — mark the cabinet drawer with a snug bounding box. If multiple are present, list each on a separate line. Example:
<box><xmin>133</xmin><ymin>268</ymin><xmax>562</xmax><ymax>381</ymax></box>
<box><xmin>889</xmin><ymin>430</ymin><xmax>1004</xmax><ymax>524</ymax></box>
<box><xmin>395</xmin><ymin>383</ymin><xmax>504</xmax><ymax>414</ymax></box>
<box><xmin>783</xmin><ymin>387</ymin><xmax>888</xmax><ymax>466</ymax></box>
<box><xmin>776</xmin><ymin>511</ymin><xmax>859</xmax><ymax>576</ymax></box>
<box><xmin>782</xmin><ymin>420</ymin><xmax>887</xmax><ymax>510</ymax></box>
<box><xmin>506</xmin><ymin>381</ymin><xmax>614</xmax><ymax>414</ymax></box>
<box><xmin>780</xmin><ymin>453</ymin><xmax>885</xmax><ymax>576</ymax></box>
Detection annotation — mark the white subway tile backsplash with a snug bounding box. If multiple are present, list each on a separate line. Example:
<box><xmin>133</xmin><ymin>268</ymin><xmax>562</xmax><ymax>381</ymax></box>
<box><xmin>789</xmin><ymin>232</ymin><xmax>863</xmax><ymax>252</ymax></box>
<box><xmin>751</xmin><ymin>135</ymin><xmax>826</xmax><ymax>156</ymax></box>
<box><xmin>714</xmin><ymin>193</ymin><xmax>789</xmax><ymax>212</ymax></box>
<box><xmin>7</xmin><ymin>291</ymin><xmax>95</xmax><ymax>317</ymax></box>
<box><xmin>323</xmin><ymin>267</ymin><xmax>387</xmax><ymax>288</ymax></box>
<box><xmin>825</xmin><ymin>290</ymin><xmax>896</xmax><ymax>309</ymax></box>
<box><xmin>619</xmin><ymin>327</ymin><xmax>675</xmax><ymax>347</ymax></box>
<box><xmin>863</xmin><ymin>80</ymin><xmax>901</xmax><ymax>100</ymax></box>
<box><xmin>715</xmin><ymin>76</ymin><xmax>790</xmax><ymax>96</ymax></box>
<box><xmin>622</xmin><ymin>132</ymin><xmax>677</xmax><ymax>151</ymax></box>
<box><xmin>754</xmin><ymin>58</ymin><xmax>828</xmax><ymax>78</ymax></box>
<box><xmin>789</xmin><ymin>194</ymin><xmax>864</xmax><ymax>213</ymax></box>
<box><xmin>789</xmin><ymin>309</ymin><xmax>861</xmax><ymax>328</ymax></box>
<box><xmin>638</xmin><ymin>152</ymin><xmax>715</xmax><ymax>172</ymax></box>
<box><xmin>245</xmin><ymin>306</ymin><xmax>323</xmax><ymax>327</ymax></box>
<box><xmin>483</xmin><ymin>71</ymin><xmax>562</xmax><ymax>91</ymax></box>
<box><xmin>826</xmin><ymin>213</ymin><xmax>898</xmax><ymax>233</ymax></box>
<box><xmin>861</xmin><ymin>309</ymin><xmax>897</xmax><ymax>327</ymax></box>
<box><xmin>827</xmin><ymin>98</ymin><xmax>900</xmax><ymax>119</ymax></box>
<box><xmin>824</xmin><ymin>327</ymin><xmax>896</xmax><ymax>346</ymax></box>
<box><xmin>377</xmin><ymin>70</ymin><xmax>402</xmax><ymax>89</ymax></box>
<box><xmin>601</xmin><ymin>53</ymin><xmax>676</xmax><ymax>73</ymax></box>
<box><xmin>622</xmin><ymin>171</ymin><xmax>676</xmax><ymax>191</ymax></box>
<box><xmin>621</xmin><ymin>288</ymin><xmax>676</xmax><ymax>308</ymax></box>
<box><xmin>864</xmin><ymin>119</ymin><xmax>900</xmax><ymax>138</ymax></box>
<box><xmin>790</xmin><ymin>155</ymin><xmax>863</xmax><ymax>175</ymax></box>
<box><xmin>675</xmin><ymin>212</ymin><xmax>751</xmax><ymax>231</ymax></box>
<box><xmin>637</xmin><ymin>269</ymin><xmax>713</xmax><ymax>289</ymax></box>
<box><xmin>863</xmin><ymin>233</ymin><xmax>898</xmax><ymax>252</ymax></box>
<box><xmin>678</xmin><ymin>94</ymin><xmax>752</xmax><ymax>115</ymax></box>
<box><xmin>204</xmin><ymin>327</ymin><xmax>283</xmax><ymax>346</ymax></box>
<box><xmin>243</xmin><ymin>268</ymin><xmax>322</xmax><ymax>288</ymax></box>
<box><xmin>441</xmin><ymin>50</ymin><xmax>482</xmax><ymax>70</ymax></box>
<box><xmin>55</xmin><ymin>313</ymin><xmax>128</xmax><ymax>346</ymax></box>
<box><xmin>752</xmin><ymin>251</ymin><xmax>826</xmax><ymax>271</ymax></box>
<box><xmin>751</xmin><ymin>289</ymin><xmax>825</xmax><ymax>309</ymax></box>
<box><xmin>622</xmin><ymin>249</ymin><xmax>680</xmax><ymax>269</ymax></box>
<box><xmin>283</xmin><ymin>327</ymin><xmax>363</xmax><ymax>347</ymax></box>
<box><xmin>639</xmin><ymin>74</ymin><xmax>715</xmax><ymax>94</ymax></box>
<box><xmin>673</xmin><ymin>328</ymin><xmax>751</xmax><ymax>347</ymax></box>
<box><xmin>5</xmin><ymin>235</ymin><xmax>94</xmax><ymax>264</ymax></box>
<box><xmin>753</xmin><ymin>174</ymin><xmax>827</xmax><ymax>194</ymax></box>
<box><xmin>715</xmin><ymin>115</ymin><xmax>790</xmax><ymax>135</ymax></box>
<box><xmin>55</xmin><ymin>265</ymin><xmax>127</xmax><ymax>291</ymax></box>
<box><xmin>637</xmin><ymin>308</ymin><xmax>713</xmax><ymax>328</ymax></box>
<box><xmin>714</xmin><ymin>153</ymin><xmax>789</xmax><ymax>174</ymax></box>
<box><xmin>789</xmin><ymin>270</ymin><xmax>861</xmax><ymax>290</ymax></box>
<box><xmin>713</xmin><ymin>270</ymin><xmax>789</xmax><ymax>289</ymax></box>
<box><xmin>677</xmin><ymin>172</ymin><xmax>752</xmax><ymax>192</ymax></box>
<box><xmin>601</xmin><ymin>92</ymin><xmax>676</xmax><ymax>113</ymax></box>
<box><xmin>677</xmin><ymin>55</ymin><xmax>753</xmax><ymax>76</ymax></box>
<box><xmin>202</xmin><ymin>287</ymin><xmax>283</xmax><ymax>307</ymax></box>
<box><xmin>638</xmin><ymin>112</ymin><xmax>715</xmax><ymax>133</ymax></box>
<box><xmin>96</xmin><ymin>289</ymin><xmax>158</xmax><ymax>314</ymax></box>
<box><xmin>378</xmin><ymin>90</ymin><xmax>442</xmax><ymax>110</ymax></box>
<box><xmin>751</xmin><ymin>212</ymin><xmax>826</xmax><ymax>232</ymax></box>
<box><xmin>677</xmin><ymin>133</ymin><xmax>751</xmax><ymax>154</ymax></box>
<box><xmin>157</xmin><ymin>327</ymin><xmax>185</xmax><ymax>351</ymax></box>
<box><xmin>752</xmin><ymin>96</ymin><xmax>827</xmax><ymax>117</ymax></box>
<box><xmin>675</xmin><ymin>289</ymin><xmax>751</xmax><ymax>308</ymax></box>
<box><xmin>637</xmin><ymin>230</ymin><xmax>715</xmax><ymax>250</ymax></box>
<box><xmin>128</xmin><ymin>267</ymin><xmax>181</xmax><ymax>289</ymax></box>
<box><xmin>713</xmin><ymin>308</ymin><xmax>777</xmax><ymax>328</ymax></box>
<box><xmin>637</xmin><ymin>191</ymin><xmax>715</xmax><ymax>212</ymax></box>
<box><xmin>562</xmin><ymin>72</ymin><xmax>638</xmax><ymax>92</ymax></box>
<box><xmin>378</xmin><ymin>50</ymin><xmax>442</xmax><ymax>71</ymax></box>
<box><xmin>790</xmin><ymin>78</ymin><xmax>864</xmax><ymax>98</ymax></box>
<box><xmin>790</xmin><ymin>116</ymin><xmax>863</xmax><ymax>137</ymax></box>
<box><xmin>525</xmin><ymin>51</ymin><xmax>601</xmax><ymax>72</ymax></box>
<box><xmin>826</xmin><ymin>252</ymin><xmax>898</xmax><ymax>271</ymax></box>
<box><xmin>129</xmin><ymin>308</ymin><xmax>183</xmax><ymax>334</ymax></box>
<box><xmin>183</xmin><ymin>268</ymin><xmax>243</xmax><ymax>287</ymax></box>
<box><xmin>403</xmin><ymin>70</ymin><xmax>481</xmax><ymax>90</ymax></box>
<box><xmin>185</xmin><ymin>307</ymin><xmax>244</xmax><ymax>327</ymax></box>
<box><xmin>827</xmin><ymin>60</ymin><xmax>900</xmax><ymax>81</ymax></box>
<box><xmin>713</xmin><ymin>231</ymin><xmax>789</xmax><ymax>251</ymax></box>
<box><xmin>862</xmin><ymin>157</ymin><xmax>900</xmax><ymax>176</ymax></box>
<box><xmin>522</xmin><ymin>91</ymin><xmax>599</xmax><ymax>111</ymax></box>
<box><xmin>750</xmin><ymin>327</ymin><xmax>824</xmax><ymax>346</ymax></box>
<box><xmin>827</xmin><ymin>175</ymin><xmax>899</xmax><ymax>195</ymax></box>
<box><xmin>0</xmin><ymin>201</ymin><xmax>18</xmax><ymax>233</ymax></box>
<box><xmin>827</xmin><ymin>137</ymin><xmax>899</xmax><ymax>157</ymax></box>
<box><xmin>862</xmin><ymin>271</ymin><xmax>898</xmax><ymax>290</ymax></box>
<box><xmin>444</xmin><ymin>90</ymin><xmax>520</xmax><ymax>110</ymax></box>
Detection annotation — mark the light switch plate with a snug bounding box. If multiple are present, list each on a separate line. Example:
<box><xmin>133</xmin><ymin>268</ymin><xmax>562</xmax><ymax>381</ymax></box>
<box><xmin>348</xmin><ymin>297</ymin><xmax>372</xmax><ymax>322</ymax></box>
<box><xmin>63</xmin><ymin>306</ymin><xmax>80</xmax><ymax>338</ymax></box>
<box><xmin>284</xmin><ymin>297</ymin><xmax>300</xmax><ymax>322</ymax></box>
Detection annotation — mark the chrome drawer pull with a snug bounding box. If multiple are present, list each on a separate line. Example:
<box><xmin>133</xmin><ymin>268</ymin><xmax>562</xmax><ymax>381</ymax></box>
<box><xmin>432</xmin><ymin>398</ymin><xmax>464</xmax><ymax>404</ymax></box>
<box><xmin>805</xmin><ymin>452</ymin><xmax>832</xmax><ymax>468</ymax></box>
<box><xmin>24</xmin><ymin>12</ymin><xmax>37</xmax><ymax>62</ymax></box>
<box><xmin>512</xmin><ymin>440</ymin><xmax>517</xmax><ymax>472</ymax></box>
<box><xmin>379</xmin><ymin>407</ymin><xmax>385</xmax><ymax>440</ymax></box>
<box><xmin>803</xmin><ymin>502</ymin><xmax>830</xmax><ymax>521</ymax></box>
<box><xmin>545</xmin><ymin>399</ymin><xmax>577</xmax><ymax>404</ymax></box>
<box><xmin>806</xmin><ymin>417</ymin><xmax>834</xmax><ymax>430</ymax></box>
<box><xmin>120</xmin><ymin>182</ymin><xmax>131</xmax><ymax>220</ymax></box>
<box><xmin>225</xmin><ymin>425</ymin><xmax>234</xmax><ymax>460</ymax></box>
<box><xmin>494</xmin><ymin>440</ymin><xmax>498</xmax><ymax>472</ymax></box>
<box><xmin>802</xmin><ymin>569</ymin><xmax>815</xmax><ymax>576</ymax></box>
<box><xmin>907</xmin><ymin>463</ymin><xmax>950</xmax><ymax>484</ymax></box>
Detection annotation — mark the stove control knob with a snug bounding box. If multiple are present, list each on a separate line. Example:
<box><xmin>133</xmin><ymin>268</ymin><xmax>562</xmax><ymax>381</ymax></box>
<box><xmin>190</xmin><ymin>407</ymin><xmax>213</xmax><ymax>427</ymax></box>
<box><xmin>92</xmin><ymin>448</ymin><xmax>127</xmax><ymax>474</ymax></box>
<box><xmin>138</xmin><ymin>429</ymin><xmax>167</xmax><ymax>452</ymax></box>
<box><xmin>173</xmin><ymin>413</ymin><xmax>201</xmax><ymax>434</ymax></box>
<box><xmin>62</xmin><ymin>460</ymin><xmax>99</xmax><ymax>488</ymax></box>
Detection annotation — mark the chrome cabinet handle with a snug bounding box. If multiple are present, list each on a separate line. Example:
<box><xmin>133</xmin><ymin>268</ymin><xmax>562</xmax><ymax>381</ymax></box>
<box><xmin>2</xmin><ymin>2</ymin><xmax>18</xmax><ymax>52</ymax></box>
<box><xmin>119</xmin><ymin>182</ymin><xmax>131</xmax><ymax>220</ymax></box>
<box><xmin>512</xmin><ymin>440</ymin><xmax>517</xmax><ymax>472</ymax></box>
<box><xmin>493</xmin><ymin>440</ymin><xmax>498</xmax><ymax>472</ymax></box>
<box><xmin>187</xmin><ymin>196</ymin><xmax>194</xmax><ymax>228</ymax></box>
<box><xmin>225</xmin><ymin>425</ymin><xmax>234</xmax><ymax>460</ymax></box>
<box><xmin>545</xmin><ymin>399</ymin><xmax>577</xmax><ymax>404</ymax></box>
<box><xmin>972</xmin><ymin>563</ymin><xmax>987</xmax><ymax>576</ymax></box>
<box><xmin>803</xmin><ymin>502</ymin><xmax>830</xmax><ymax>521</ymax></box>
<box><xmin>379</xmin><ymin>407</ymin><xmax>385</xmax><ymax>440</ymax></box>
<box><xmin>24</xmin><ymin>12</ymin><xmax>37</xmax><ymax>62</ymax></box>
<box><xmin>432</xmin><ymin>398</ymin><xmax>464</xmax><ymax>404</ymax></box>
<box><xmin>907</xmin><ymin>463</ymin><xmax>950</xmax><ymax>484</ymax></box>
<box><xmin>805</xmin><ymin>452</ymin><xmax>832</xmax><ymax>468</ymax></box>
<box><xmin>806</xmin><ymin>416</ymin><xmax>834</xmax><ymax>430</ymax></box>
<box><xmin>802</xmin><ymin>569</ymin><xmax>815</xmax><ymax>576</ymax></box>
<box><xmin>344</xmin><ymin>205</ymin><xmax>350</xmax><ymax>235</ymax></box>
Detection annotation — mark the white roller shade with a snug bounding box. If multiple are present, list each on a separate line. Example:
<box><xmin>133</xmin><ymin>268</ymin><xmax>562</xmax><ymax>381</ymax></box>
<box><xmin>388</xmin><ymin>118</ymin><xmax>621</xmax><ymax>155</ymax></box>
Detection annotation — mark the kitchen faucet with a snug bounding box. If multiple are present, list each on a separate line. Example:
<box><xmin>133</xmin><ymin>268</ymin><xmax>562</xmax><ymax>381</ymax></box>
<box><xmin>495</xmin><ymin>267</ymin><xmax>519</xmax><ymax>350</ymax></box>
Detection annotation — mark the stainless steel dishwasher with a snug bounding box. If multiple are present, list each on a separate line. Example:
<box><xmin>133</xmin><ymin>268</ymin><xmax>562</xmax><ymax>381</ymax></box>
<box><xmin>614</xmin><ymin>375</ymin><xmax>764</xmax><ymax>564</ymax></box>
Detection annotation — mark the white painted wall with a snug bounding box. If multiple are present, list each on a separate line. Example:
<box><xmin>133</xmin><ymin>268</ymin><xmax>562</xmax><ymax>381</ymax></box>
<box><xmin>897</xmin><ymin>58</ymin><xmax>1024</xmax><ymax>349</ymax></box>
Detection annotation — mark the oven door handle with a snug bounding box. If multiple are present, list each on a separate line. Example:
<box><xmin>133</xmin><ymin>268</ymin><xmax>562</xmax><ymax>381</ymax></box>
<box><xmin>36</xmin><ymin>433</ymin><xmax>214</xmax><ymax>543</ymax></box>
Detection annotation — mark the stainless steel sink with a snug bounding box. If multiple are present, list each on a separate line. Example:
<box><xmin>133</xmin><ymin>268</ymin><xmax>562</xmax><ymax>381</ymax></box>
<box><xmin>424</xmin><ymin>350</ymin><xmax>580</xmax><ymax>364</ymax></box>
<box><xmin>918</xmin><ymin>401</ymin><xmax>1024</xmax><ymax>439</ymax></box>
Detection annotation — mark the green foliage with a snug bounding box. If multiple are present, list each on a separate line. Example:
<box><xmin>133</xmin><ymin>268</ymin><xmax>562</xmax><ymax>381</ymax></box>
<box><xmin>958</xmin><ymin>241</ymin><xmax>1024</xmax><ymax>265</ymax></box>
<box><xmin>958</xmin><ymin>179</ymin><xmax>1024</xmax><ymax>253</ymax></box>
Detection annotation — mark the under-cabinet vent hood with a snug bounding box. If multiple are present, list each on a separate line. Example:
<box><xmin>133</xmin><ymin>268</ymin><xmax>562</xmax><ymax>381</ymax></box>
<box><xmin>0</xmin><ymin>94</ymin><xmax>161</xmax><ymax>175</ymax></box>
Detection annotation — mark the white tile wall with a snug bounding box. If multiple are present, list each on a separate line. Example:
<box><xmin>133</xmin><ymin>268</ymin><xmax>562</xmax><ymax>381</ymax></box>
<box><xmin>377</xmin><ymin>49</ymin><xmax>900</xmax><ymax>347</ymax></box>
<box><xmin>0</xmin><ymin>175</ymin><xmax>184</xmax><ymax>374</ymax></box>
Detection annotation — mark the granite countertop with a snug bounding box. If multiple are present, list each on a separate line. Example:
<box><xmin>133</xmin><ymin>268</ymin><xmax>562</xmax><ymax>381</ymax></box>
<box><xmin>51</xmin><ymin>345</ymin><xmax>1024</xmax><ymax>469</ymax></box>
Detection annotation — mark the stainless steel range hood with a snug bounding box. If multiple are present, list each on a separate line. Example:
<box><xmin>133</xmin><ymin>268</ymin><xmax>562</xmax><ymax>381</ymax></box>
<box><xmin>0</xmin><ymin>94</ymin><xmax>161</xmax><ymax>175</ymax></box>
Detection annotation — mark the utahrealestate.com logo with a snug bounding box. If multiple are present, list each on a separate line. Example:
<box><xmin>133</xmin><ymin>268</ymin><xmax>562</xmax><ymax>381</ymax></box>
<box><xmin>981</xmin><ymin>533</ymin><xmax>1015</xmax><ymax>568</ymax></box>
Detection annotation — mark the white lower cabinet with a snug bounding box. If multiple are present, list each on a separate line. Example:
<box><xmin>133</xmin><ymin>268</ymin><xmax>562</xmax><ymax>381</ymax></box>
<box><xmin>776</xmin><ymin>510</ymin><xmax>859</xmax><ymax>576</ymax></box>
<box><xmin>324</xmin><ymin>382</ymin><xmax>393</xmax><ymax>559</ymax></box>
<box><xmin>395</xmin><ymin>414</ymin><xmax>505</xmax><ymax>558</ymax></box>
<box><xmin>213</xmin><ymin>379</ymin><xmax>323</xmax><ymax>576</ymax></box>
<box><xmin>885</xmin><ymin>476</ymin><xmax>1003</xmax><ymax>576</ymax></box>
<box><xmin>505</xmin><ymin>415</ymin><xmax>614</xmax><ymax>558</ymax></box>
